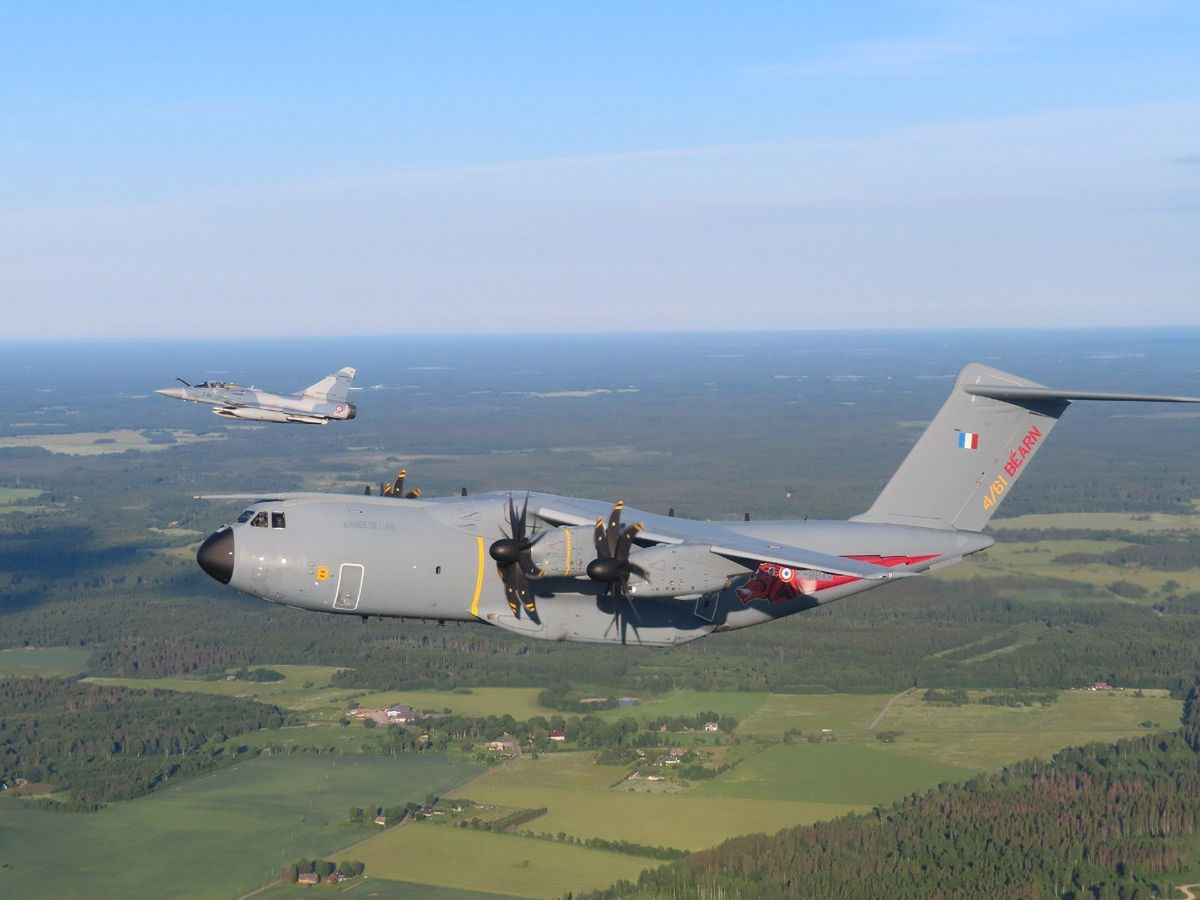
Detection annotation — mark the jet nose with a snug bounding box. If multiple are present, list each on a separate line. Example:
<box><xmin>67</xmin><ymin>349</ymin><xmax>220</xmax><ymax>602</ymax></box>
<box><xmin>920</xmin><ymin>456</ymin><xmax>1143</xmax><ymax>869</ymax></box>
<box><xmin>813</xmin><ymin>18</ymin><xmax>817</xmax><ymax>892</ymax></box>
<box><xmin>197</xmin><ymin>528</ymin><xmax>235</xmax><ymax>584</ymax></box>
<box><xmin>156</xmin><ymin>388</ymin><xmax>186</xmax><ymax>399</ymax></box>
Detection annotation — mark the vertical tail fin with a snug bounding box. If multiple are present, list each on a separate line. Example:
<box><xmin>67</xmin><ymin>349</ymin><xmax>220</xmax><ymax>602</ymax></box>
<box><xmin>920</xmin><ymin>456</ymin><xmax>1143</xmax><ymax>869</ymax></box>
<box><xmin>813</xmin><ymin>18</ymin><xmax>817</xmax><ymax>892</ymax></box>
<box><xmin>854</xmin><ymin>363</ymin><xmax>1200</xmax><ymax>531</ymax></box>
<box><xmin>302</xmin><ymin>367</ymin><xmax>356</xmax><ymax>402</ymax></box>
<box><xmin>855</xmin><ymin>364</ymin><xmax>1065</xmax><ymax>531</ymax></box>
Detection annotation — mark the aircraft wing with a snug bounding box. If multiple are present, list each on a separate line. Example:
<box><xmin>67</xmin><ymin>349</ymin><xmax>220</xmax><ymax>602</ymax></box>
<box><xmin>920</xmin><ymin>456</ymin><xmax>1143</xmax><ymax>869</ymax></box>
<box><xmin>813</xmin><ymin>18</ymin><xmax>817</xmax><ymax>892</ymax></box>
<box><xmin>537</xmin><ymin>506</ymin><xmax>683</xmax><ymax>545</ymax></box>
<box><xmin>539</xmin><ymin>505</ymin><xmax>905</xmax><ymax>580</ymax></box>
<box><xmin>707</xmin><ymin>536</ymin><xmax>908</xmax><ymax>580</ymax></box>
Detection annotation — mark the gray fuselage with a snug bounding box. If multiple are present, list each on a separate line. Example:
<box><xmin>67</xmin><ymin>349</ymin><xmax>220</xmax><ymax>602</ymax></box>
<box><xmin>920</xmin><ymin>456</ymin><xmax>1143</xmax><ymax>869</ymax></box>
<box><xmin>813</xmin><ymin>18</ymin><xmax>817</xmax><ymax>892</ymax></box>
<box><xmin>197</xmin><ymin>491</ymin><xmax>992</xmax><ymax>646</ymax></box>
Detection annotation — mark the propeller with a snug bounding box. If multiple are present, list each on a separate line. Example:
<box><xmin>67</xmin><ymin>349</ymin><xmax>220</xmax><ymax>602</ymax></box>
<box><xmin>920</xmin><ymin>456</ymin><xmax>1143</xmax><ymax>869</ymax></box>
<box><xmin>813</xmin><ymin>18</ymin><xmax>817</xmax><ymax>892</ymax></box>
<box><xmin>586</xmin><ymin>500</ymin><xmax>647</xmax><ymax>641</ymax></box>
<box><xmin>489</xmin><ymin>495</ymin><xmax>542</xmax><ymax>619</ymax></box>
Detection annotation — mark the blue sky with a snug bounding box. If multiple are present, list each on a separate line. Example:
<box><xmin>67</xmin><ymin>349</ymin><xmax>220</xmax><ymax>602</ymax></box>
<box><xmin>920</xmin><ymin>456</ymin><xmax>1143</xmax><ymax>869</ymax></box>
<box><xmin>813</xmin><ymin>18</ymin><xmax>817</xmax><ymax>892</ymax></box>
<box><xmin>2</xmin><ymin>1</ymin><xmax>1198</xmax><ymax>338</ymax></box>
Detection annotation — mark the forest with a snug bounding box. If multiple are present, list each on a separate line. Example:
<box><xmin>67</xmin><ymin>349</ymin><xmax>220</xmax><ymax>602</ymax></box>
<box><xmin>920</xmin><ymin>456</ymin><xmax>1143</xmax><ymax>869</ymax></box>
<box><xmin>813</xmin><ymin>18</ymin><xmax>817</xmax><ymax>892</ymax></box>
<box><xmin>0</xmin><ymin>677</ymin><xmax>288</xmax><ymax>808</ymax></box>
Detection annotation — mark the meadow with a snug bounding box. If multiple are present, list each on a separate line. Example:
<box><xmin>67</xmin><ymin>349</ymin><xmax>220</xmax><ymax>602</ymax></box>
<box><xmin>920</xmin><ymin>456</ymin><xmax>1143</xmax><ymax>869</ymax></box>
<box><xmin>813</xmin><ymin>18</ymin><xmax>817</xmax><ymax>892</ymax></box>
<box><xmin>353</xmin><ymin>823</ymin><xmax>652</xmax><ymax>899</ymax></box>
<box><xmin>0</xmin><ymin>428</ymin><xmax>223</xmax><ymax>455</ymax></box>
<box><xmin>0</xmin><ymin>755</ymin><xmax>479</xmax><ymax>900</ymax></box>
<box><xmin>0</xmin><ymin>645</ymin><xmax>91</xmax><ymax>677</ymax></box>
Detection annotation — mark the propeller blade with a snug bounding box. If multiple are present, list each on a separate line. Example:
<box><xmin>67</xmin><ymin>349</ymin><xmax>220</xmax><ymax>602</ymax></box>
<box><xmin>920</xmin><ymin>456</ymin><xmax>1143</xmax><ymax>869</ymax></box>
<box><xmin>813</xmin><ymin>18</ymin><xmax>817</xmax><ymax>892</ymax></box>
<box><xmin>606</xmin><ymin>501</ymin><xmax>625</xmax><ymax>557</ymax></box>
<box><xmin>392</xmin><ymin>470</ymin><xmax>406</xmax><ymax>497</ymax></box>
<box><xmin>593</xmin><ymin>517</ymin><xmax>608</xmax><ymax>559</ymax></box>
<box><xmin>614</xmin><ymin>522</ymin><xmax>643</xmax><ymax>565</ymax></box>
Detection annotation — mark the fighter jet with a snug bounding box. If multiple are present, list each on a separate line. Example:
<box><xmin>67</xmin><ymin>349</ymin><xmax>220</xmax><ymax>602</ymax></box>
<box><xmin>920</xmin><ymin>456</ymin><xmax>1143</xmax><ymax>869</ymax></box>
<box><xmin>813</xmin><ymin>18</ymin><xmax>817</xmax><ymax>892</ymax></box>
<box><xmin>156</xmin><ymin>367</ymin><xmax>357</xmax><ymax>424</ymax></box>
<box><xmin>193</xmin><ymin>363</ymin><xmax>1200</xmax><ymax>645</ymax></box>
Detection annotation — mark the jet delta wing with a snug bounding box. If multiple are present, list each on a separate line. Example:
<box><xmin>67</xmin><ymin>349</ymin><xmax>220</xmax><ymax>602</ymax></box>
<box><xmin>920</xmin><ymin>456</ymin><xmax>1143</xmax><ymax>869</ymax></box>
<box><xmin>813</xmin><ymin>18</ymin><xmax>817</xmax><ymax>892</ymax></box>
<box><xmin>156</xmin><ymin>367</ymin><xmax>357</xmax><ymax>424</ymax></box>
<box><xmin>192</xmin><ymin>362</ymin><xmax>1200</xmax><ymax>646</ymax></box>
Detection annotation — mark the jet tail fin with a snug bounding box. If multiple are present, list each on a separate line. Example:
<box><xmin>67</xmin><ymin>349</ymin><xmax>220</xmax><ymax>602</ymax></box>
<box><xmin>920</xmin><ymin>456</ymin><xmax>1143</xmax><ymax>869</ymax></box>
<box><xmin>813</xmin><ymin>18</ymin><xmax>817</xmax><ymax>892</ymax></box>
<box><xmin>853</xmin><ymin>362</ymin><xmax>1200</xmax><ymax>532</ymax></box>
<box><xmin>302</xmin><ymin>367</ymin><xmax>356</xmax><ymax>401</ymax></box>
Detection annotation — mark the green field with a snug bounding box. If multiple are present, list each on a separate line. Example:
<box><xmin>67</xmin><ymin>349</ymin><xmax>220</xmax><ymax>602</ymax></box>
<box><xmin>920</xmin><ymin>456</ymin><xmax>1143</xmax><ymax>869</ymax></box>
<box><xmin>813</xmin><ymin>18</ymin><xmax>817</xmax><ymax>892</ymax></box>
<box><xmin>692</xmin><ymin>741</ymin><xmax>975</xmax><ymax>804</ymax></box>
<box><xmin>0</xmin><ymin>429</ymin><xmax>224</xmax><ymax>455</ymax></box>
<box><xmin>0</xmin><ymin>755</ymin><xmax>480</xmax><ymax>900</ymax></box>
<box><xmin>876</xmin><ymin>688</ymin><xmax>1180</xmax><ymax>770</ymax></box>
<box><xmin>932</xmin><ymin>536</ymin><xmax>1200</xmax><ymax>600</ymax></box>
<box><xmin>348</xmin><ymin>687</ymin><xmax>551</xmax><ymax>721</ymax></box>
<box><xmin>86</xmin><ymin>664</ymin><xmax>350</xmax><ymax>708</ymax></box>
<box><xmin>736</xmin><ymin>692</ymin><xmax>893</xmax><ymax>736</ymax></box>
<box><xmin>0</xmin><ymin>646</ymin><xmax>91</xmax><ymax>677</ymax></box>
<box><xmin>454</xmin><ymin>750</ymin><xmax>865</xmax><ymax>850</ymax></box>
<box><xmin>0</xmin><ymin>487</ymin><xmax>44</xmax><ymax>504</ymax></box>
<box><xmin>353</xmin><ymin>820</ymin><xmax>656</xmax><ymax>899</ymax></box>
<box><xmin>263</xmin><ymin>880</ymin><xmax>511</xmax><ymax>898</ymax></box>
<box><xmin>990</xmin><ymin>511</ymin><xmax>1200</xmax><ymax>533</ymax></box>
<box><xmin>83</xmin><ymin>674</ymin><xmax>551</xmax><ymax>722</ymax></box>
<box><xmin>593</xmin><ymin>689</ymin><xmax>770</xmax><ymax>723</ymax></box>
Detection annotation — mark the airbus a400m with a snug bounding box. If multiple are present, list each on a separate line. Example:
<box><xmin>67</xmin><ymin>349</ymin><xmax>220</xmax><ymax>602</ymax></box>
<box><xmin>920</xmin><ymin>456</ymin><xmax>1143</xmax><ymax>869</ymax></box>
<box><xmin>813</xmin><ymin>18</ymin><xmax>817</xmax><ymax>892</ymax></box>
<box><xmin>193</xmin><ymin>363</ymin><xmax>1200</xmax><ymax>646</ymax></box>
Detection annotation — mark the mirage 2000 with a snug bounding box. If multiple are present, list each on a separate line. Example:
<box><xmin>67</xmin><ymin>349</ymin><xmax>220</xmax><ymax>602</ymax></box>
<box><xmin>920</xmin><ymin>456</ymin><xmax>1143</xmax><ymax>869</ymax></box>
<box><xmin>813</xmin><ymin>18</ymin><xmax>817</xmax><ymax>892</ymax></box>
<box><xmin>156</xmin><ymin>367</ymin><xmax>357</xmax><ymax>424</ymax></box>
<box><xmin>192</xmin><ymin>363</ymin><xmax>1200</xmax><ymax>646</ymax></box>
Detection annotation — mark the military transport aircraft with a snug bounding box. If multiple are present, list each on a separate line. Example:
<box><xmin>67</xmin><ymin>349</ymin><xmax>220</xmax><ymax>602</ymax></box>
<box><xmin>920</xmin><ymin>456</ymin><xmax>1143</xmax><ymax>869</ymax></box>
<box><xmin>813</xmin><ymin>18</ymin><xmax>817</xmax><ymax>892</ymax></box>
<box><xmin>156</xmin><ymin>367</ymin><xmax>357</xmax><ymax>424</ymax></box>
<box><xmin>192</xmin><ymin>363</ymin><xmax>1200</xmax><ymax>645</ymax></box>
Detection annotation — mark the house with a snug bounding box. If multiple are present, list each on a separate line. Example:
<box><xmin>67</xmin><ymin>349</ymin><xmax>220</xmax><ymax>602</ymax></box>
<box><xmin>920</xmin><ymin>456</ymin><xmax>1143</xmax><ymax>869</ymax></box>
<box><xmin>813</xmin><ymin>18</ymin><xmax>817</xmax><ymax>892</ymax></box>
<box><xmin>386</xmin><ymin>704</ymin><xmax>418</xmax><ymax>722</ymax></box>
<box><xmin>548</xmin><ymin>730</ymin><xmax>566</xmax><ymax>742</ymax></box>
<box><xmin>374</xmin><ymin>815</ymin><xmax>387</xmax><ymax>826</ymax></box>
<box><xmin>704</xmin><ymin>721</ymin><xmax>719</xmax><ymax>732</ymax></box>
<box><xmin>646</xmin><ymin>775</ymin><xmax>665</xmax><ymax>782</ymax></box>
<box><xmin>669</xmin><ymin>748</ymin><xmax>687</xmax><ymax>757</ymax></box>
<box><xmin>1088</xmin><ymin>681</ymin><xmax>1115</xmax><ymax>692</ymax></box>
<box><xmin>297</xmin><ymin>872</ymin><xmax>319</xmax><ymax>885</ymax></box>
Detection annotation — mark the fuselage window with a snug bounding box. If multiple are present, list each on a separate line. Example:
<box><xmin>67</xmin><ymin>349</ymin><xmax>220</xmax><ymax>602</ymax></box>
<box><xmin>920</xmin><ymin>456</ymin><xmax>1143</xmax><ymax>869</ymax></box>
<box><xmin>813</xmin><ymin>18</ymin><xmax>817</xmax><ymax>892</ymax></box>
<box><xmin>271</xmin><ymin>512</ymin><xmax>286</xmax><ymax>529</ymax></box>
<box><xmin>250</xmin><ymin>512</ymin><xmax>268</xmax><ymax>528</ymax></box>
<box><xmin>236</xmin><ymin>510</ymin><xmax>255</xmax><ymax>523</ymax></box>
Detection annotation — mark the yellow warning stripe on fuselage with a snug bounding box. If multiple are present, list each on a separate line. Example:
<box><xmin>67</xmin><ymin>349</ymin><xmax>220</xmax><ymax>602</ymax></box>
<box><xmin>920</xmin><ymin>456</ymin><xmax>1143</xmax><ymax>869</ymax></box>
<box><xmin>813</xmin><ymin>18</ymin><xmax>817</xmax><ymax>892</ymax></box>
<box><xmin>564</xmin><ymin>526</ymin><xmax>572</xmax><ymax>576</ymax></box>
<box><xmin>470</xmin><ymin>536</ymin><xmax>485</xmax><ymax>618</ymax></box>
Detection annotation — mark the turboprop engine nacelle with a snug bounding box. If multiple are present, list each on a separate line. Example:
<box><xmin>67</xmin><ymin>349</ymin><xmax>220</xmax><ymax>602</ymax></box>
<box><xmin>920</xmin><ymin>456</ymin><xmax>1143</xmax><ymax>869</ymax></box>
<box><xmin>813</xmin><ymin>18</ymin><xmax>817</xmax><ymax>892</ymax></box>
<box><xmin>626</xmin><ymin>543</ymin><xmax>743</xmax><ymax>599</ymax></box>
<box><xmin>213</xmin><ymin>407</ymin><xmax>290</xmax><ymax>423</ymax></box>
<box><xmin>530</xmin><ymin>527</ymin><xmax>743</xmax><ymax>599</ymax></box>
<box><xmin>529</xmin><ymin>526</ymin><xmax>592</xmax><ymax>577</ymax></box>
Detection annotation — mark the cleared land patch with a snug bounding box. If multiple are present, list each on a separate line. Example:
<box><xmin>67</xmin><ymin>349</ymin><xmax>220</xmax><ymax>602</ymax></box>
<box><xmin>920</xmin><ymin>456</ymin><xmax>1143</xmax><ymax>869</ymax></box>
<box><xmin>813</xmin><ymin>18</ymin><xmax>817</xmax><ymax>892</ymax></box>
<box><xmin>354</xmin><ymin>822</ymin><xmax>651</xmax><ymax>899</ymax></box>
<box><xmin>455</xmin><ymin>751</ymin><xmax>863</xmax><ymax>850</ymax></box>
<box><xmin>0</xmin><ymin>429</ymin><xmax>223</xmax><ymax>455</ymax></box>
<box><xmin>691</xmin><ymin>741</ymin><xmax>975</xmax><ymax>804</ymax></box>
<box><xmin>736</xmin><ymin>692</ymin><xmax>891</xmax><ymax>736</ymax></box>
<box><xmin>0</xmin><ymin>646</ymin><xmax>91</xmax><ymax>677</ymax></box>
<box><xmin>875</xmin><ymin>689</ymin><xmax>1180</xmax><ymax>770</ymax></box>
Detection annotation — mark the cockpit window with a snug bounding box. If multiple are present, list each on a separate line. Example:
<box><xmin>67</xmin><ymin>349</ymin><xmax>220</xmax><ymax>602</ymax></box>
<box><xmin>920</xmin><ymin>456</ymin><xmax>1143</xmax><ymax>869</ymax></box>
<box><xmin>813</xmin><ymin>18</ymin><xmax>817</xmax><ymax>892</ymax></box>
<box><xmin>236</xmin><ymin>510</ymin><xmax>255</xmax><ymax>524</ymax></box>
<box><xmin>250</xmin><ymin>512</ymin><xmax>268</xmax><ymax>528</ymax></box>
<box><xmin>271</xmin><ymin>512</ymin><xmax>286</xmax><ymax>529</ymax></box>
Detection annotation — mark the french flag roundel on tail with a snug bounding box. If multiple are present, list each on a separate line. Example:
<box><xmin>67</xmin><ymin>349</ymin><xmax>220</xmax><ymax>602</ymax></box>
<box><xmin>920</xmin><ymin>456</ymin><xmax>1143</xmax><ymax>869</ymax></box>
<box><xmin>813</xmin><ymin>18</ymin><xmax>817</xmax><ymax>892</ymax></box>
<box><xmin>957</xmin><ymin>431</ymin><xmax>979</xmax><ymax>450</ymax></box>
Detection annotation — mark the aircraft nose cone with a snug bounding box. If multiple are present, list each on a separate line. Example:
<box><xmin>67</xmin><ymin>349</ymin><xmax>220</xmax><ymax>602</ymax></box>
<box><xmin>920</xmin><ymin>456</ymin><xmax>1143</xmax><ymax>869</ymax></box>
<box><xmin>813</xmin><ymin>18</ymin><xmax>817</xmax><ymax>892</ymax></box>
<box><xmin>156</xmin><ymin>388</ymin><xmax>185</xmax><ymax>399</ymax></box>
<box><xmin>197</xmin><ymin>528</ymin><xmax>234</xmax><ymax>584</ymax></box>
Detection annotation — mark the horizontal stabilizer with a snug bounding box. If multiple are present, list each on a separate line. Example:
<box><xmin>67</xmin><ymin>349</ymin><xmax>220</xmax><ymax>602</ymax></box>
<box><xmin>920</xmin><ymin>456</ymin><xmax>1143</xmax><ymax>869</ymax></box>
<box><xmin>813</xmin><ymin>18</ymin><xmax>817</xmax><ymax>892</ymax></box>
<box><xmin>964</xmin><ymin>385</ymin><xmax>1200</xmax><ymax>404</ymax></box>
